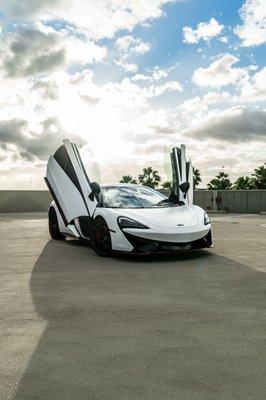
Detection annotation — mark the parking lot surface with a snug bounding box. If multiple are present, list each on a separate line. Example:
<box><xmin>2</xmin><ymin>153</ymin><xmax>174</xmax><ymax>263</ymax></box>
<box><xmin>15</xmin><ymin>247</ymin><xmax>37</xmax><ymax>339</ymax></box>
<box><xmin>0</xmin><ymin>213</ymin><xmax>265</xmax><ymax>400</ymax></box>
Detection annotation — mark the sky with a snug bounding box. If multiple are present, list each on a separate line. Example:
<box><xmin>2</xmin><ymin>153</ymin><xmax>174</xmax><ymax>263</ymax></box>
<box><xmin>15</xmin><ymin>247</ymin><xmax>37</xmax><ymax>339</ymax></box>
<box><xmin>0</xmin><ymin>0</ymin><xmax>265</xmax><ymax>189</ymax></box>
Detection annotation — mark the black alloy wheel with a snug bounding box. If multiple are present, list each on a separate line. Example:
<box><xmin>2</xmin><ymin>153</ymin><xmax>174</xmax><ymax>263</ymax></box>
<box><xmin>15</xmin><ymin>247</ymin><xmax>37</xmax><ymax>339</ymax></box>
<box><xmin>48</xmin><ymin>207</ymin><xmax>64</xmax><ymax>240</ymax></box>
<box><xmin>91</xmin><ymin>217</ymin><xmax>112</xmax><ymax>256</ymax></box>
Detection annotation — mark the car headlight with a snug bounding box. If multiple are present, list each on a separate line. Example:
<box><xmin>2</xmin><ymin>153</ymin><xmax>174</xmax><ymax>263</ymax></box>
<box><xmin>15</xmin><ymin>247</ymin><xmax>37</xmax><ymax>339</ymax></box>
<box><xmin>118</xmin><ymin>216</ymin><xmax>149</xmax><ymax>229</ymax></box>
<box><xmin>204</xmin><ymin>212</ymin><xmax>210</xmax><ymax>225</ymax></box>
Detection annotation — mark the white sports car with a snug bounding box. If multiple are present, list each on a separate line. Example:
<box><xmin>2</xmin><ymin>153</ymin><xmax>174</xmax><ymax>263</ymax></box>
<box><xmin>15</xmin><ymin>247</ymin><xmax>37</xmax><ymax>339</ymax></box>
<box><xmin>45</xmin><ymin>140</ymin><xmax>213</xmax><ymax>256</ymax></box>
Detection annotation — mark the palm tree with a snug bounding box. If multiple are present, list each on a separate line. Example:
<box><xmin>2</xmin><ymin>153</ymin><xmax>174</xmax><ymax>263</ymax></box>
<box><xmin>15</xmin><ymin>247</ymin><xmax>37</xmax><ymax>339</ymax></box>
<box><xmin>161</xmin><ymin>181</ymin><xmax>172</xmax><ymax>190</ymax></box>
<box><xmin>193</xmin><ymin>167</ymin><xmax>201</xmax><ymax>188</ymax></box>
<box><xmin>233</xmin><ymin>176</ymin><xmax>254</xmax><ymax>190</ymax></box>
<box><xmin>207</xmin><ymin>171</ymin><xmax>232</xmax><ymax>190</ymax></box>
<box><xmin>119</xmin><ymin>175</ymin><xmax>137</xmax><ymax>184</ymax></box>
<box><xmin>138</xmin><ymin>167</ymin><xmax>161</xmax><ymax>188</ymax></box>
<box><xmin>251</xmin><ymin>163</ymin><xmax>266</xmax><ymax>189</ymax></box>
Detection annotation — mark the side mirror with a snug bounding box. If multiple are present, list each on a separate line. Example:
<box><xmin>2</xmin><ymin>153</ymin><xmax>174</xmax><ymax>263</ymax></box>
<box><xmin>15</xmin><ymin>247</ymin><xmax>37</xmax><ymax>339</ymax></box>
<box><xmin>88</xmin><ymin>182</ymin><xmax>101</xmax><ymax>201</ymax></box>
<box><xmin>179</xmin><ymin>182</ymin><xmax>190</xmax><ymax>198</ymax></box>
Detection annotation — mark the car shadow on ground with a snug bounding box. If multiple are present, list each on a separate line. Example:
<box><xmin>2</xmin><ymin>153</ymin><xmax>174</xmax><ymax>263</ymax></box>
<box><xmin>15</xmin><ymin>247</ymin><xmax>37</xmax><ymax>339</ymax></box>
<box><xmin>13</xmin><ymin>239</ymin><xmax>266</xmax><ymax>400</ymax></box>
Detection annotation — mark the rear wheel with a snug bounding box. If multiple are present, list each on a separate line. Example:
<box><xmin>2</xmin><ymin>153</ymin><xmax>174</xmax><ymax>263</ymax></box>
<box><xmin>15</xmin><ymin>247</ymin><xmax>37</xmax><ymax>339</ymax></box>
<box><xmin>91</xmin><ymin>217</ymin><xmax>112</xmax><ymax>256</ymax></box>
<box><xmin>48</xmin><ymin>207</ymin><xmax>63</xmax><ymax>240</ymax></box>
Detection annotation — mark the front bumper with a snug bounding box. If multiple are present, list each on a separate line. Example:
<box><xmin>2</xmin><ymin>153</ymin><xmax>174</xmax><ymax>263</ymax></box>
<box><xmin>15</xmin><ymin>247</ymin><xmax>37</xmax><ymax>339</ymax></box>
<box><xmin>122</xmin><ymin>228</ymin><xmax>213</xmax><ymax>254</ymax></box>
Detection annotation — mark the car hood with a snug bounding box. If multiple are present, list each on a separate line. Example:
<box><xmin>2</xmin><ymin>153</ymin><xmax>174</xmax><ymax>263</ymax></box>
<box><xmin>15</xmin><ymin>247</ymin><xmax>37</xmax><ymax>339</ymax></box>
<box><xmin>115</xmin><ymin>205</ymin><xmax>199</xmax><ymax>228</ymax></box>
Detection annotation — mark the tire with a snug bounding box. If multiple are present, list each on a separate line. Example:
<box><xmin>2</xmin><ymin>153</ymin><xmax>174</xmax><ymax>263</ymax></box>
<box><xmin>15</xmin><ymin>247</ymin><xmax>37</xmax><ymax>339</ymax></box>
<box><xmin>91</xmin><ymin>217</ymin><xmax>112</xmax><ymax>256</ymax></box>
<box><xmin>48</xmin><ymin>207</ymin><xmax>64</xmax><ymax>240</ymax></box>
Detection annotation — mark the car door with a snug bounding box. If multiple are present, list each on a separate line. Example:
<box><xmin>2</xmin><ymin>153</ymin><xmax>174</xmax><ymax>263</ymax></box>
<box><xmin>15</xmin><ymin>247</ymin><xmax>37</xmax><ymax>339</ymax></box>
<box><xmin>171</xmin><ymin>145</ymin><xmax>194</xmax><ymax>205</ymax></box>
<box><xmin>45</xmin><ymin>139</ymin><xmax>97</xmax><ymax>226</ymax></box>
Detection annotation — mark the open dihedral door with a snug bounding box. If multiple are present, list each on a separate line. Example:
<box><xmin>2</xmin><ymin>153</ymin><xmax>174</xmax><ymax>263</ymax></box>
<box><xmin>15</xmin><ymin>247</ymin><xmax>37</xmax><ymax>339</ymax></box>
<box><xmin>170</xmin><ymin>144</ymin><xmax>194</xmax><ymax>205</ymax></box>
<box><xmin>45</xmin><ymin>139</ymin><xmax>98</xmax><ymax>226</ymax></box>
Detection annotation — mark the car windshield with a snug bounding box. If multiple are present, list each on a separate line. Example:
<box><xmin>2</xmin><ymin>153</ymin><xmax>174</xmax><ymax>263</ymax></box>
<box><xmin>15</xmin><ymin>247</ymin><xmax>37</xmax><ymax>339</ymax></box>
<box><xmin>99</xmin><ymin>186</ymin><xmax>177</xmax><ymax>208</ymax></box>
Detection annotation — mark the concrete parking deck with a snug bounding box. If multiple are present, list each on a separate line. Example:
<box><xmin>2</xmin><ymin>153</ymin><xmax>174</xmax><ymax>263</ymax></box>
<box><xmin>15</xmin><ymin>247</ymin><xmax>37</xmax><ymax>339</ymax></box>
<box><xmin>0</xmin><ymin>213</ymin><xmax>265</xmax><ymax>400</ymax></box>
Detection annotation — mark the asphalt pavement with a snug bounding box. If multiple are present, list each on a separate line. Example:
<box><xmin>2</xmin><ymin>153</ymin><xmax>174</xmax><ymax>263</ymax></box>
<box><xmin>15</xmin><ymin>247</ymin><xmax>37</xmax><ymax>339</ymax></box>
<box><xmin>0</xmin><ymin>213</ymin><xmax>265</xmax><ymax>400</ymax></box>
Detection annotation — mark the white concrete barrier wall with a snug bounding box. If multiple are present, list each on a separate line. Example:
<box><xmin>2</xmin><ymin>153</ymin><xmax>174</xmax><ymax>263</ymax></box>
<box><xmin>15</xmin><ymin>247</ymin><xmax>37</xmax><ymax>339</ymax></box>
<box><xmin>0</xmin><ymin>190</ymin><xmax>265</xmax><ymax>213</ymax></box>
<box><xmin>0</xmin><ymin>191</ymin><xmax>52</xmax><ymax>213</ymax></box>
<box><xmin>195</xmin><ymin>190</ymin><xmax>266</xmax><ymax>213</ymax></box>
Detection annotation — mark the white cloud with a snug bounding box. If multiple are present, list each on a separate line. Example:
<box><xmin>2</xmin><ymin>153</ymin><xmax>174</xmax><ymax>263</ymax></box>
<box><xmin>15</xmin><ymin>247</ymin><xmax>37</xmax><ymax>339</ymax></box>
<box><xmin>203</xmin><ymin>91</ymin><xmax>231</xmax><ymax>104</ymax></box>
<box><xmin>237</xmin><ymin>67</ymin><xmax>266</xmax><ymax>101</ymax></box>
<box><xmin>179</xmin><ymin>91</ymin><xmax>230</xmax><ymax>112</ymax></box>
<box><xmin>0</xmin><ymin>24</ymin><xmax>107</xmax><ymax>77</ymax></box>
<box><xmin>192</xmin><ymin>54</ymin><xmax>249</xmax><ymax>88</ymax></box>
<box><xmin>149</xmin><ymin>81</ymin><xmax>182</xmax><ymax>96</ymax></box>
<box><xmin>0</xmin><ymin>116</ymin><xmax>85</xmax><ymax>161</ymax></box>
<box><xmin>0</xmin><ymin>58</ymin><xmax>265</xmax><ymax>189</ymax></box>
<box><xmin>64</xmin><ymin>36</ymin><xmax>107</xmax><ymax>66</ymax></box>
<box><xmin>115</xmin><ymin>59</ymin><xmax>138</xmax><ymax>72</ymax></box>
<box><xmin>177</xmin><ymin>91</ymin><xmax>232</xmax><ymax>124</ymax></box>
<box><xmin>183</xmin><ymin>18</ymin><xmax>224</xmax><ymax>44</ymax></box>
<box><xmin>0</xmin><ymin>1</ymin><xmax>265</xmax><ymax>189</ymax></box>
<box><xmin>0</xmin><ymin>63</ymin><xmax>183</xmax><ymax>187</ymax></box>
<box><xmin>177</xmin><ymin>92</ymin><xmax>232</xmax><ymax>122</ymax></box>
<box><xmin>0</xmin><ymin>0</ymin><xmax>176</xmax><ymax>40</ymax></box>
<box><xmin>114</xmin><ymin>35</ymin><xmax>151</xmax><ymax>72</ymax></box>
<box><xmin>235</xmin><ymin>0</ymin><xmax>266</xmax><ymax>47</ymax></box>
<box><xmin>115</xmin><ymin>35</ymin><xmax>151</xmax><ymax>55</ymax></box>
<box><xmin>125</xmin><ymin>108</ymin><xmax>179</xmax><ymax>142</ymax></box>
<box><xmin>96</xmin><ymin>77</ymin><xmax>182</xmax><ymax>107</ymax></box>
<box><xmin>178</xmin><ymin>97</ymin><xmax>208</xmax><ymax>122</ymax></box>
<box><xmin>152</xmin><ymin>68</ymin><xmax>169</xmax><ymax>81</ymax></box>
<box><xmin>187</xmin><ymin>106</ymin><xmax>266</xmax><ymax>142</ymax></box>
<box><xmin>131</xmin><ymin>73</ymin><xmax>151</xmax><ymax>82</ymax></box>
<box><xmin>132</xmin><ymin>68</ymin><xmax>169</xmax><ymax>82</ymax></box>
<box><xmin>219</xmin><ymin>36</ymin><xmax>228</xmax><ymax>43</ymax></box>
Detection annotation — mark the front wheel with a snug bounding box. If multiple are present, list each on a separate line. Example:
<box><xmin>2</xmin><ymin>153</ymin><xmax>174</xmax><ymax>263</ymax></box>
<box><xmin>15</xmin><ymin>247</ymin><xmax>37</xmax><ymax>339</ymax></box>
<box><xmin>91</xmin><ymin>217</ymin><xmax>112</xmax><ymax>256</ymax></box>
<box><xmin>48</xmin><ymin>208</ymin><xmax>63</xmax><ymax>240</ymax></box>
